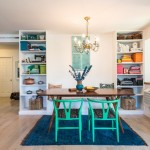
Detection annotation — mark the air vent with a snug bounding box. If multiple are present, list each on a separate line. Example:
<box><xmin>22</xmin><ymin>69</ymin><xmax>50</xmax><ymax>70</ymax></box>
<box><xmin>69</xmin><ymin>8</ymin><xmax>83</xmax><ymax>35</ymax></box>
<box><xmin>0</xmin><ymin>34</ymin><xmax>19</xmax><ymax>42</ymax></box>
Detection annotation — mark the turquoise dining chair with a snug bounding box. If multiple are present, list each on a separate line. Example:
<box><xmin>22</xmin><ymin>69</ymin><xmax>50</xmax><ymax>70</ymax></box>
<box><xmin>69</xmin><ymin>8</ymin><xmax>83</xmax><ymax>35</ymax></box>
<box><xmin>53</xmin><ymin>98</ymin><xmax>83</xmax><ymax>142</ymax></box>
<box><xmin>87</xmin><ymin>98</ymin><xmax>119</xmax><ymax>142</ymax></box>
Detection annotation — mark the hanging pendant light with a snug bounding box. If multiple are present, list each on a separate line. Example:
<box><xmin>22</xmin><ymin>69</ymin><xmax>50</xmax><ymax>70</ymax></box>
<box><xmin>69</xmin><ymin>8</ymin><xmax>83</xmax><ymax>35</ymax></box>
<box><xmin>74</xmin><ymin>16</ymin><xmax>99</xmax><ymax>54</ymax></box>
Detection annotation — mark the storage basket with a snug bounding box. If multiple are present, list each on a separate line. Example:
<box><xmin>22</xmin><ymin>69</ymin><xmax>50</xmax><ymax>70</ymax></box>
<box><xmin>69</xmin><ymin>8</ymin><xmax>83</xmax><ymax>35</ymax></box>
<box><xmin>117</xmin><ymin>35</ymin><xmax>125</xmax><ymax>40</ymax></box>
<box><xmin>118</xmin><ymin>88</ymin><xmax>133</xmax><ymax>93</ymax></box>
<box><xmin>29</xmin><ymin>96</ymin><xmax>43</xmax><ymax>110</ymax></box>
<box><xmin>132</xmin><ymin>53</ymin><xmax>143</xmax><ymax>62</ymax></box>
<box><xmin>29</xmin><ymin>99</ymin><xmax>35</xmax><ymax>110</ymax></box>
<box><xmin>132</xmin><ymin>33</ymin><xmax>142</xmax><ymax>39</ymax></box>
<box><xmin>121</xmin><ymin>96</ymin><xmax>136</xmax><ymax>110</ymax></box>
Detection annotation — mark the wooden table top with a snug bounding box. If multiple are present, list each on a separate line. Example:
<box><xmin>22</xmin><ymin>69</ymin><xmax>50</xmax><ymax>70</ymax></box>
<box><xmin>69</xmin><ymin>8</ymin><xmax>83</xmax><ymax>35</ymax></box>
<box><xmin>38</xmin><ymin>88</ymin><xmax>134</xmax><ymax>97</ymax></box>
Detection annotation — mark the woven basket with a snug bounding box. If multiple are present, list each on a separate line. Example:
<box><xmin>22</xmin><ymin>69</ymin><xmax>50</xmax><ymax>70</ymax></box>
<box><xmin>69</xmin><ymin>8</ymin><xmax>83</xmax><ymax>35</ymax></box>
<box><xmin>121</xmin><ymin>96</ymin><xmax>136</xmax><ymax>110</ymax></box>
<box><xmin>29</xmin><ymin>96</ymin><xmax>43</xmax><ymax>110</ymax></box>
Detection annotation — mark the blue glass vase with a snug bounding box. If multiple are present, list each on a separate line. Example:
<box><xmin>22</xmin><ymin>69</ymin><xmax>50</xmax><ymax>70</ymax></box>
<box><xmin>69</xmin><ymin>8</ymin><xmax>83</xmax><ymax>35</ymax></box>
<box><xmin>76</xmin><ymin>80</ymin><xmax>84</xmax><ymax>92</ymax></box>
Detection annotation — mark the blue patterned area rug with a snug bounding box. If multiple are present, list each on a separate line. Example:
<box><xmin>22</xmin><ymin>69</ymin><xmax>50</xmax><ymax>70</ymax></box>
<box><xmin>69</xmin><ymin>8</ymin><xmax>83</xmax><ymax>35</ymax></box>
<box><xmin>22</xmin><ymin>115</ymin><xmax>147</xmax><ymax>146</ymax></box>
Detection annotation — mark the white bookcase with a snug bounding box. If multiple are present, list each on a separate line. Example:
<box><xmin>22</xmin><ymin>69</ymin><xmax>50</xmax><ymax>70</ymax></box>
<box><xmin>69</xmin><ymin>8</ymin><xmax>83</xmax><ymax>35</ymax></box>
<box><xmin>115</xmin><ymin>31</ymin><xmax>144</xmax><ymax>114</ymax></box>
<box><xmin>19</xmin><ymin>30</ymin><xmax>47</xmax><ymax>115</ymax></box>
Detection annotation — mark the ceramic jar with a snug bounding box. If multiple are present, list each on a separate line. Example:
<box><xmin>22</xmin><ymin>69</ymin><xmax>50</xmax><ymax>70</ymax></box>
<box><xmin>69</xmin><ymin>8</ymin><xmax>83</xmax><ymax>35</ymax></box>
<box><xmin>76</xmin><ymin>80</ymin><xmax>84</xmax><ymax>91</ymax></box>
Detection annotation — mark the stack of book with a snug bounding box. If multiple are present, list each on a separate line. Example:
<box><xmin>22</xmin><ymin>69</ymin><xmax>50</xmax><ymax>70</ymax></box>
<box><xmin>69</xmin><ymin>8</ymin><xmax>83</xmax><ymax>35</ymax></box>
<box><xmin>121</xmin><ymin>55</ymin><xmax>133</xmax><ymax>62</ymax></box>
<box><xmin>129</xmin><ymin>66</ymin><xmax>141</xmax><ymax>74</ymax></box>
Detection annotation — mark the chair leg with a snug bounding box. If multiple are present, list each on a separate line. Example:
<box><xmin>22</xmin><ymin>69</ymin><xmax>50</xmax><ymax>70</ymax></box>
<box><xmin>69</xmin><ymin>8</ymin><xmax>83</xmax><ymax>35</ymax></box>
<box><xmin>112</xmin><ymin>120</ymin><xmax>114</xmax><ymax>131</ymax></box>
<box><xmin>88</xmin><ymin>109</ymin><xmax>91</xmax><ymax>131</ymax></box>
<box><xmin>55</xmin><ymin>118</ymin><xmax>58</xmax><ymax>142</ymax></box>
<box><xmin>81</xmin><ymin>115</ymin><xmax>82</xmax><ymax>131</ymax></box>
<box><xmin>79</xmin><ymin>117</ymin><xmax>82</xmax><ymax>142</ymax></box>
<box><xmin>116</xmin><ymin>119</ymin><xmax>119</xmax><ymax>142</ymax></box>
<box><xmin>92</xmin><ymin>118</ymin><xmax>95</xmax><ymax>142</ymax></box>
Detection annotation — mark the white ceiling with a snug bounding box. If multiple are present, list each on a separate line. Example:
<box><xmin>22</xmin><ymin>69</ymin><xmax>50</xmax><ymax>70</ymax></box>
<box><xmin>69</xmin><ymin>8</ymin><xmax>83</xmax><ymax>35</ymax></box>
<box><xmin>0</xmin><ymin>0</ymin><xmax>150</xmax><ymax>34</ymax></box>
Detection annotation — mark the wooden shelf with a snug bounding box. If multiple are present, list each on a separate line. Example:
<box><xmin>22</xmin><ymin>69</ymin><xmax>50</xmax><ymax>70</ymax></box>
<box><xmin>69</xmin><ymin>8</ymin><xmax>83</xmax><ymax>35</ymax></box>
<box><xmin>21</xmin><ymin>51</ymin><xmax>46</xmax><ymax>53</ymax></box>
<box><xmin>117</xmin><ymin>51</ymin><xmax>143</xmax><ymax>54</ymax></box>
<box><xmin>21</xmin><ymin>63</ymin><xmax>46</xmax><ymax>65</ymax></box>
<box><xmin>21</xmin><ymin>74</ymin><xmax>46</xmax><ymax>76</ymax></box>
<box><xmin>21</xmin><ymin>84</ymin><xmax>46</xmax><ymax>87</ymax></box>
<box><xmin>117</xmin><ymin>39</ymin><xmax>142</xmax><ymax>42</ymax></box>
<box><xmin>119</xmin><ymin>108</ymin><xmax>143</xmax><ymax>115</ymax></box>
<box><xmin>117</xmin><ymin>86</ymin><xmax>143</xmax><ymax>88</ymax></box>
<box><xmin>117</xmin><ymin>74</ymin><xmax>143</xmax><ymax>76</ymax></box>
<box><xmin>20</xmin><ymin>94</ymin><xmax>37</xmax><ymax>96</ymax></box>
<box><xmin>117</xmin><ymin>62</ymin><xmax>143</xmax><ymax>64</ymax></box>
<box><xmin>144</xmin><ymin>82</ymin><xmax>150</xmax><ymax>85</ymax></box>
<box><xmin>19</xmin><ymin>108</ymin><xmax>47</xmax><ymax>115</ymax></box>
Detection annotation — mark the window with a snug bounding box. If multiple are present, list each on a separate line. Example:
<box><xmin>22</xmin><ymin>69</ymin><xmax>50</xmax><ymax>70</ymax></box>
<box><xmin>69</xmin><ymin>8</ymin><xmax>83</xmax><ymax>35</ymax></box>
<box><xmin>72</xmin><ymin>36</ymin><xmax>90</xmax><ymax>70</ymax></box>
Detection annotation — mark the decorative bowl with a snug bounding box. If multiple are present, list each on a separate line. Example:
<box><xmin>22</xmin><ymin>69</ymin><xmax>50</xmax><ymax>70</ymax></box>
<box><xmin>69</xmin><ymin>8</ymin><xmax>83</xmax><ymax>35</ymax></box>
<box><xmin>36</xmin><ymin>89</ymin><xmax>44</xmax><ymax>94</ymax></box>
<box><xmin>26</xmin><ymin>90</ymin><xmax>32</xmax><ymax>94</ymax></box>
<box><xmin>84</xmin><ymin>86</ymin><xmax>98</xmax><ymax>92</ymax></box>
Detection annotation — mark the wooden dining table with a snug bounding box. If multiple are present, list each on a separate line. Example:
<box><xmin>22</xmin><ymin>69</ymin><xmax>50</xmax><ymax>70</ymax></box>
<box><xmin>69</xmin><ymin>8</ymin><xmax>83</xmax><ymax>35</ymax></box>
<box><xmin>38</xmin><ymin>88</ymin><xmax>134</xmax><ymax>133</ymax></box>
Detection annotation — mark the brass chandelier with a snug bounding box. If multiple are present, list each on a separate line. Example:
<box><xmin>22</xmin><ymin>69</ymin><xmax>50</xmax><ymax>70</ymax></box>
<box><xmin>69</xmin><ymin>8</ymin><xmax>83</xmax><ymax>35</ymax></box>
<box><xmin>74</xmin><ymin>16</ymin><xmax>99</xmax><ymax>54</ymax></box>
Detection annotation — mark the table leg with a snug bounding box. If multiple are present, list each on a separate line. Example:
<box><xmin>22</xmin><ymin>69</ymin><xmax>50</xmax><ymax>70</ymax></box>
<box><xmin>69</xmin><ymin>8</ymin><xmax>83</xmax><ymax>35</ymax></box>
<box><xmin>118</xmin><ymin>115</ymin><xmax>124</xmax><ymax>134</ymax></box>
<box><xmin>48</xmin><ymin>96</ymin><xmax>61</xmax><ymax>133</ymax></box>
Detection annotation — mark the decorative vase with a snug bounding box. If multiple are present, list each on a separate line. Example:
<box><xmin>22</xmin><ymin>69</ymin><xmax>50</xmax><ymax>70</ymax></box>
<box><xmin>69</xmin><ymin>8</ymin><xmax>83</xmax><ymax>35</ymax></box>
<box><xmin>76</xmin><ymin>80</ymin><xmax>84</xmax><ymax>92</ymax></box>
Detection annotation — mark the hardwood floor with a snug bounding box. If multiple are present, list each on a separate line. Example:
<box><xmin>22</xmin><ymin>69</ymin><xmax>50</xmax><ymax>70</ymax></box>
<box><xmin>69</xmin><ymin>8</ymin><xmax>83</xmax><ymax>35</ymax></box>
<box><xmin>0</xmin><ymin>97</ymin><xmax>150</xmax><ymax>150</ymax></box>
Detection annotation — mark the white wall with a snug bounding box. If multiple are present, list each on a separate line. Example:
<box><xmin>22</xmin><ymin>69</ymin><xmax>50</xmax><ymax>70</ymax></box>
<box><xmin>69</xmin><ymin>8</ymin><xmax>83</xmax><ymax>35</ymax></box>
<box><xmin>143</xmin><ymin>25</ymin><xmax>150</xmax><ymax>40</ymax></box>
<box><xmin>143</xmin><ymin>24</ymin><xmax>150</xmax><ymax>82</ymax></box>
<box><xmin>46</xmin><ymin>32</ymin><xmax>114</xmax><ymax>114</ymax></box>
<box><xmin>47</xmin><ymin>32</ymin><xmax>114</xmax><ymax>88</ymax></box>
<box><xmin>0</xmin><ymin>43</ymin><xmax>19</xmax><ymax>92</ymax></box>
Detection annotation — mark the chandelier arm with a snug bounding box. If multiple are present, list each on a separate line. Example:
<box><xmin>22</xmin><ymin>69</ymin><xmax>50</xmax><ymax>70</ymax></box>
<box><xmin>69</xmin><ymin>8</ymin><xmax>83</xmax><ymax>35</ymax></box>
<box><xmin>92</xmin><ymin>43</ymin><xmax>99</xmax><ymax>52</ymax></box>
<box><xmin>75</xmin><ymin>46</ymin><xmax>84</xmax><ymax>53</ymax></box>
<box><xmin>86</xmin><ymin>18</ymin><xmax>88</xmax><ymax>37</ymax></box>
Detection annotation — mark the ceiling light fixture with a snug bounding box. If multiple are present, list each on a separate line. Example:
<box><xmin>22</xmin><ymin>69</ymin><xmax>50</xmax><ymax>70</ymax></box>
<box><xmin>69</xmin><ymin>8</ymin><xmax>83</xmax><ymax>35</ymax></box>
<box><xmin>74</xmin><ymin>16</ymin><xmax>99</xmax><ymax>54</ymax></box>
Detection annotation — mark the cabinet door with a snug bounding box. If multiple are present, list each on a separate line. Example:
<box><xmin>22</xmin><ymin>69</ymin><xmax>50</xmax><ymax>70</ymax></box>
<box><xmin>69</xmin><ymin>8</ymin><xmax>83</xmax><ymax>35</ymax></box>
<box><xmin>0</xmin><ymin>57</ymin><xmax>13</xmax><ymax>97</ymax></box>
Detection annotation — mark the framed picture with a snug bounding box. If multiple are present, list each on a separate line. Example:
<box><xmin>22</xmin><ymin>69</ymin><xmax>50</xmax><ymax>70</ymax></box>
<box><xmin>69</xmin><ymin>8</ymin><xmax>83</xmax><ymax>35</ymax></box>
<box><xmin>123</xmin><ymin>68</ymin><xmax>129</xmax><ymax>74</ymax></box>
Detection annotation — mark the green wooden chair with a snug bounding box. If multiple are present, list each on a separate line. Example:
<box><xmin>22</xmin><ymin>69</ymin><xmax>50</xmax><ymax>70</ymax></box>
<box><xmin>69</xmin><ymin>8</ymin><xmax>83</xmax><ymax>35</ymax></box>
<box><xmin>87</xmin><ymin>98</ymin><xmax>119</xmax><ymax>142</ymax></box>
<box><xmin>53</xmin><ymin>98</ymin><xmax>83</xmax><ymax>142</ymax></box>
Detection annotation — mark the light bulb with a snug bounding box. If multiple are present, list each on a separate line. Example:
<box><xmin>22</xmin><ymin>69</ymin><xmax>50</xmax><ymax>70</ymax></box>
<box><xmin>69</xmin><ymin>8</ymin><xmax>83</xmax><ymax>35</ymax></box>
<box><xmin>82</xmin><ymin>34</ymin><xmax>86</xmax><ymax>38</ymax></box>
<box><xmin>74</xmin><ymin>37</ymin><xmax>77</xmax><ymax>42</ymax></box>
<box><xmin>96</xmin><ymin>37</ymin><xmax>99</xmax><ymax>41</ymax></box>
<box><xmin>78</xmin><ymin>41</ymin><xmax>81</xmax><ymax>46</ymax></box>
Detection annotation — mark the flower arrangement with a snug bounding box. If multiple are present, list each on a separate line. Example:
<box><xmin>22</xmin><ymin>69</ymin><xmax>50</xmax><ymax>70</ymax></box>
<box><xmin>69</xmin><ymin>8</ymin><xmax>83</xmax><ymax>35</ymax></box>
<box><xmin>69</xmin><ymin>65</ymin><xmax>92</xmax><ymax>81</ymax></box>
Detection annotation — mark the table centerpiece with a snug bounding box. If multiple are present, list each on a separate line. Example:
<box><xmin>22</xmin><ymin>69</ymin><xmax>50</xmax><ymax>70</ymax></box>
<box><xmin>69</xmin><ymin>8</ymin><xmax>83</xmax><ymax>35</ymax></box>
<box><xmin>69</xmin><ymin>65</ymin><xmax>92</xmax><ymax>91</ymax></box>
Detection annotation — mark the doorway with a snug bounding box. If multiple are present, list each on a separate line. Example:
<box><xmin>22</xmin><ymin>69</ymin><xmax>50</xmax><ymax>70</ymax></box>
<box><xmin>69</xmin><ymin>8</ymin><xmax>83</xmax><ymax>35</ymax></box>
<box><xmin>0</xmin><ymin>57</ymin><xmax>13</xmax><ymax>97</ymax></box>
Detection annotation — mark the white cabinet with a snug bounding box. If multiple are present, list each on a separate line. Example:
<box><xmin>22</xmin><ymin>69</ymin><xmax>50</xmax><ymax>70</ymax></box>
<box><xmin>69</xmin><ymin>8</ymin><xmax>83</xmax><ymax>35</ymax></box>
<box><xmin>19</xmin><ymin>30</ymin><xmax>47</xmax><ymax>115</ymax></box>
<box><xmin>115</xmin><ymin>31</ymin><xmax>144</xmax><ymax>114</ymax></box>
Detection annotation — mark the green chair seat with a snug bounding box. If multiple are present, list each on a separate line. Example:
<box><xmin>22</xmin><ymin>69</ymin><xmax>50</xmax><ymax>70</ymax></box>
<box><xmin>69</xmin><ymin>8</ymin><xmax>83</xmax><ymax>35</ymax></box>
<box><xmin>93</xmin><ymin>109</ymin><xmax>115</xmax><ymax>118</ymax></box>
